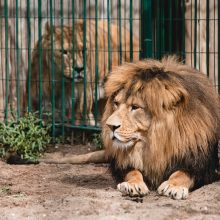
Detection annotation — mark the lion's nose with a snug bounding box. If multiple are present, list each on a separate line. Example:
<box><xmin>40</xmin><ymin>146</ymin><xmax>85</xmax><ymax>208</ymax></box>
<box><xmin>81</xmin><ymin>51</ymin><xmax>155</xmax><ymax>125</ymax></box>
<box><xmin>74</xmin><ymin>66</ymin><xmax>84</xmax><ymax>73</ymax></box>
<box><xmin>109</xmin><ymin>125</ymin><xmax>120</xmax><ymax>132</ymax></box>
<box><xmin>106</xmin><ymin>114</ymin><xmax>121</xmax><ymax>131</ymax></box>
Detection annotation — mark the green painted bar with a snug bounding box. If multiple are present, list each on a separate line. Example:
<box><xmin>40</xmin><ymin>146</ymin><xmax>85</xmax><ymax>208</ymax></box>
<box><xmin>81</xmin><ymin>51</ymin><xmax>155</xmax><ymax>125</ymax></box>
<box><xmin>38</xmin><ymin>0</ymin><xmax>43</xmax><ymax>119</ymax></box>
<box><xmin>4</xmin><ymin>0</ymin><xmax>9</xmax><ymax>123</ymax></box>
<box><xmin>129</xmin><ymin>0</ymin><xmax>133</xmax><ymax>61</ymax></box>
<box><xmin>118</xmin><ymin>0</ymin><xmax>122</xmax><ymax>64</ymax></box>
<box><xmin>168</xmin><ymin>0</ymin><xmax>172</xmax><ymax>53</ymax></box>
<box><xmin>71</xmin><ymin>0</ymin><xmax>76</xmax><ymax>124</ymax></box>
<box><xmin>60</xmin><ymin>0</ymin><xmax>65</xmax><ymax>137</ymax></box>
<box><xmin>160</xmin><ymin>0</ymin><xmax>165</xmax><ymax>57</ymax></box>
<box><xmin>194</xmin><ymin>0</ymin><xmax>197</xmax><ymax>68</ymax></box>
<box><xmin>139</xmin><ymin>0</ymin><xmax>142</xmax><ymax>59</ymax></box>
<box><xmin>107</xmin><ymin>0</ymin><xmax>112</xmax><ymax>71</ymax></box>
<box><xmin>141</xmin><ymin>0</ymin><xmax>152</xmax><ymax>58</ymax></box>
<box><xmin>190</xmin><ymin>0</ymin><xmax>193</xmax><ymax>65</ymax></box>
<box><xmin>218</xmin><ymin>0</ymin><xmax>220</xmax><ymax>91</ymax></box>
<box><xmin>59</xmin><ymin>124</ymin><xmax>101</xmax><ymax>132</ymax></box>
<box><xmin>198</xmin><ymin>0</ymin><xmax>200</xmax><ymax>68</ymax></box>
<box><xmin>213</xmin><ymin>0</ymin><xmax>216</xmax><ymax>84</ymax></box>
<box><xmin>156</xmin><ymin>0</ymin><xmax>161</xmax><ymax>59</ymax></box>
<box><xmin>27</xmin><ymin>0</ymin><xmax>32</xmax><ymax>112</ymax></box>
<box><xmin>94</xmin><ymin>0</ymin><xmax>99</xmax><ymax>126</ymax></box>
<box><xmin>49</xmin><ymin>0</ymin><xmax>56</xmax><ymax>138</ymax></box>
<box><xmin>83</xmin><ymin>0</ymin><xmax>87</xmax><ymax>125</ymax></box>
<box><xmin>206</xmin><ymin>0</ymin><xmax>209</xmax><ymax>76</ymax></box>
<box><xmin>181</xmin><ymin>0</ymin><xmax>185</xmax><ymax>61</ymax></box>
<box><xmin>124</xmin><ymin>0</ymin><xmax>127</xmax><ymax>59</ymax></box>
<box><xmin>15</xmin><ymin>0</ymin><xmax>20</xmax><ymax>118</ymax></box>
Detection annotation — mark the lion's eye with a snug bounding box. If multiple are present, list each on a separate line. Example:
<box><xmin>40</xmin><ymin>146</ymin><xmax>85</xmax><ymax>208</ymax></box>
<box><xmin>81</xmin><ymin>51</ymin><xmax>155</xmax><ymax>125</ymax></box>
<box><xmin>131</xmin><ymin>105</ymin><xmax>140</xmax><ymax>111</ymax></box>
<box><xmin>60</xmin><ymin>49</ymin><xmax>68</xmax><ymax>55</ymax></box>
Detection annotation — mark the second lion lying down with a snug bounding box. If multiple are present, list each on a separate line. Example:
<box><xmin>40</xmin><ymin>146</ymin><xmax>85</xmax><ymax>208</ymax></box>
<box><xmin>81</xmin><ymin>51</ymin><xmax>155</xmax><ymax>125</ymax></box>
<box><xmin>102</xmin><ymin>57</ymin><xmax>220</xmax><ymax>200</ymax></box>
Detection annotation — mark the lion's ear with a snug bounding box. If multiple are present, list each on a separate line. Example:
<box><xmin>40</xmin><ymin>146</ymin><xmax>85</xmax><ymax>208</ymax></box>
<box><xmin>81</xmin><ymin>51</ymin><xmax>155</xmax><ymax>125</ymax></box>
<box><xmin>44</xmin><ymin>22</ymin><xmax>51</xmax><ymax>33</ymax></box>
<box><xmin>44</xmin><ymin>22</ymin><xmax>62</xmax><ymax>35</ymax></box>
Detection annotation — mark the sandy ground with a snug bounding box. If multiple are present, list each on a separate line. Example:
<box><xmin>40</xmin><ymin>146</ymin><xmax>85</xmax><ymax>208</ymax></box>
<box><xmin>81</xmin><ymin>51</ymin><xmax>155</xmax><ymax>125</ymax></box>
<box><xmin>0</xmin><ymin>144</ymin><xmax>220</xmax><ymax>220</ymax></box>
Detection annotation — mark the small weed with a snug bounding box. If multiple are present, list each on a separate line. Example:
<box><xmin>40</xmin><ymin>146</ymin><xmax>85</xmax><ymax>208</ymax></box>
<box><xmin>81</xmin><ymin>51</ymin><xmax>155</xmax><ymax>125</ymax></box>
<box><xmin>12</xmin><ymin>192</ymin><xmax>27</xmax><ymax>198</ymax></box>
<box><xmin>92</xmin><ymin>133</ymin><xmax>103</xmax><ymax>149</ymax></box>
<box><xmin>0</xmin><ymin>186</ymin><xmax>11</xmax><ymax>195</ymax></box>
<box><xmin>0</xmin><ymin>112</ymin><xmax>51</xmax><ymax>161</ymax></box>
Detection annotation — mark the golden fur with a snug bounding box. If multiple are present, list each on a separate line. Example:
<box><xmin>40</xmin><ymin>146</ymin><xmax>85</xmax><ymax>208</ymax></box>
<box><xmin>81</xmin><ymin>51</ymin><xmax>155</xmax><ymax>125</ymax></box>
<box><xmin>30</xmin><ymin>23</ymin><xmax>74</xmax><ymax>116</ymax></box>
<box><xmin>30</xmin><ymin>21</ymin><xmax>139</xmax><ymax>123</ymax></box>
<box><xmin>102</xmin><ymin>57</ymin><xmax>220</xmax><ymax>198</ymax></box>
<box><xmin>74</xmin><ymin>20</ymin><xmax>139</xmax><ymax>124</ymax></box>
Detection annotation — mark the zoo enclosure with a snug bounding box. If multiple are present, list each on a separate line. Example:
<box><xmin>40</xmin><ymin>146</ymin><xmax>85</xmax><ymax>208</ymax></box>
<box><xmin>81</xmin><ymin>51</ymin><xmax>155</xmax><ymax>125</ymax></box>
<box><xmin>0</xmin><ymin>0</ymin><xmax>219</xmax><ymax>137</ymax></box>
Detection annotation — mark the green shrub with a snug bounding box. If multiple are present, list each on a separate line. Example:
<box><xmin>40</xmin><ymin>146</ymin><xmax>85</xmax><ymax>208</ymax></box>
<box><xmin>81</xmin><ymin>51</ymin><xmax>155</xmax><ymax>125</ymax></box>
<box><xmin>0</xmin><ymin>113</ymin><xmax>51</xmax><ymax>161</ymax></box>
<box><xmin>92</xmin><ymin>133</ymin><xmax>103</xmax><ymax>149</ymax></box>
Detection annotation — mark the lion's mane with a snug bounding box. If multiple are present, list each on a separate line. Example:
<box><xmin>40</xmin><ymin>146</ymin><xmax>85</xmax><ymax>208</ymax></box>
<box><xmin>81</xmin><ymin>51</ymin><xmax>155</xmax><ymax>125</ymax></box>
<box><xmin>102</xmin><ymin>57</ymin><xmax>220</xmax><ymax>189</ymax></box>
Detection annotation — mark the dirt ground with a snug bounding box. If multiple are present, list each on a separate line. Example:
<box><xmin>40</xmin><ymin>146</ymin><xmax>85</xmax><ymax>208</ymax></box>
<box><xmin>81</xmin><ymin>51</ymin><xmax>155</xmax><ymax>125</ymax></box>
<box><xmin>0</xmin><ymin>144</ymin><xmax>220</xmax><ymax>220</ymax></box>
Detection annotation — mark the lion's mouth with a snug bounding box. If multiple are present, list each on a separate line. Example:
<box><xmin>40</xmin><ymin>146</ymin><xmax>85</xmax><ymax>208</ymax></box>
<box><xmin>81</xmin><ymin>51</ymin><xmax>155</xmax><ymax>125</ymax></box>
<box><xmin>111</xmin><ymin>133</ymin><xmax>137</xmax><ymax>148</ymax></box>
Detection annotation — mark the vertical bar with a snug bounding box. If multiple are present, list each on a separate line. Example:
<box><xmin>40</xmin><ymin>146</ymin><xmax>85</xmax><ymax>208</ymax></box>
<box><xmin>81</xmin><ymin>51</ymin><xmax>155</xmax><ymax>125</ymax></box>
<box><xmin>124</xmin><ymin>0</ymin><xmax>127</xmax><ymax>61</ymax></box>
<box><xmin>118</xmin><ymin>0</ymin><xmax>122</xmax><ymax>64</ymax></box>
<box><xmin>27</xmin><ymin>0</ymin><xmax>32</xmax><ymax>112</ymax></box>
<box><xmin>190</xmin><ymin>0</ymin><xmax>193</xmax><ymax>65</ymax></box>
<box><xmin>194</xmin><ymin>0</ymin><xmax>197</xmax><ymax>68</ymax></box>
<box><xmin>129</xmin><ymin>0</ymin><xmax>133</xmax><ymax>61</ymax></box>
<box><xmin>141</xmin><ymin>0</ymin><xmax>152</xmax><ymax>58</ymax></box>
<box><xmin>94</xmin><ymin>0</ymin><xmax>98</xmax><ymax>126</ymax></box>
<box><xmin>156</xmin><ymin>0</ymin><xmax>161</xmax><ymax>59</ymax></box>
<box><xmin>214</xmin><ymin>0</ymin><xmax>216</xmax><ymax>84</ymax></box>
<box><xmin>107</xmin><ymin>0</ymin><xmax>111</xmax><ymax>71</ymax></box>
<box><xmin>60</xmin><ymin>0</ymin><xmax>65</xmax><ymax>136</ymax></box>
<box><xmin>181</xmin><ymin>0</ymin><xmax>185</xmax><ymax>61</ymax></box>
<box><xmin>15</xmin><ymin>0</ymin><xmax>20</xmax><ymax>117</ymax></box>
<box><xmin>49</xmin><ymin>0</ymin><xmax>55</xmax><ymax>138</ymax></box>
<box><xmin>168</xmin><ymin>0</ymin><xmax>172</xmax><ymax>53</ymax></box>
<box><xmin>198</xmin><ymin>0</ymin><xmax>200</xmax><ymax>69</ymax></box>
<box><xmin>4</xmin><ymin>0</ymin><xmax>9</xmax><ymax>122</ymax></box>
<box><xmin>71</xmin><ymin>0</ymin><xmax>76</xmax><ymax>124</ymax></box>
<box><xmin>83</xmin><ymin>0</ymin><xmax>87</xmax><ymax>125</ymax></box>
<box><xmin>218</xmin><ymin>0</ymin><xmax>220</xmax><ymax>91</ymax></box>
<box><xmin>206</xmin><ymin>0</ymin><xmax>209</xmax><ymax>76</ymax></box>
<box><xmin>38</xmin><ymin>0</ymin><xmax>43</xmax><ymax>118</ymax></box>
<box><xmin>160</xmin><ymin>0</ymin><xmax>165</xmax><ymax>57</ymax></box>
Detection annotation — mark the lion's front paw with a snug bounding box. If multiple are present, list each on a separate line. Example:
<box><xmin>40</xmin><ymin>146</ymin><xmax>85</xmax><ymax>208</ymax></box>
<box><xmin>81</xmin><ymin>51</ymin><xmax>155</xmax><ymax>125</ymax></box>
<box><xmin>117</xmin><ymin>181</ymin><xmax>149</xmax><ymax>197</ymax></box>
<box><xmin>157</xmin><ymin>181</ymin><xmax>189</xmax><ymax>200</ymax></box>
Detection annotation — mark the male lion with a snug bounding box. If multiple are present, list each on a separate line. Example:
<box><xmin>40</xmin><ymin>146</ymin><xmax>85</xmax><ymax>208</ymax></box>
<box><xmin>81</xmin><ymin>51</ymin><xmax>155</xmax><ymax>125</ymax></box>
<box><xmin>102</xmin><ymin>57</ymin><xmax>220</xmax><ymax>200</ymax></box>
<box><xmin>30</xmin><ymin>21</ymin><xmax>139</xmax><ymax>124</ymax></box>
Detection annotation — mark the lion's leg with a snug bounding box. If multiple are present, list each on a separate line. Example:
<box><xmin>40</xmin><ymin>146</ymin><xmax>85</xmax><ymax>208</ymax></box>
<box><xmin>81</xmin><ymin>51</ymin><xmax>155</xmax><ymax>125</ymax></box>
<box><xmin>117</xmin><ymin>170</ymin><xmax>149</xmax><ymax>197</ymax></box>
<box><xmin>157</xmin><ymin>171</ymin><xmax>194</xmax><ymax>200</ymax></box>
<box><xmin>86</xmin><ymin>86</ymin><xmax>95</xmax><ymax>126</ymax></box>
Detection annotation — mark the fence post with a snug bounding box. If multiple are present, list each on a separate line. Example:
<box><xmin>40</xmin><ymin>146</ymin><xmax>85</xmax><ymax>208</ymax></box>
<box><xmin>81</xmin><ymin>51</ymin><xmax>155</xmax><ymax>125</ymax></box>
<box><xmin>141</xmin><ymin>0</ymin><xmax>152</xmax><ymax>58</ymax></box>
<box><xmin>218</xmin><ymin>0</ymin><xmax>220</xmax><ymax>92</ymax></box>
<box><xmin>4</xmin><ymin>0</ymin><xmax>9</xmax><ymax>123</ymax></box>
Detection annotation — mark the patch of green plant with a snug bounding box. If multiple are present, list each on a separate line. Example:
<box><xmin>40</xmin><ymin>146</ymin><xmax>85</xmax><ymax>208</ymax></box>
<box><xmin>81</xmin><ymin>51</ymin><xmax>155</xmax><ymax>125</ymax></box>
<box><xmin>0</xmin><ymin>112</ymin><xmax>51</xmax><ymax>161</ymax></box>
<box><xmin>92</xmin><ymin>133</ymin><xmax>103</xmax><ymax>149</ymax></box>
<box><xmin>0</xmin><ymin>186</ymin><xmax>11</xmax><ymax>195</ymax></box>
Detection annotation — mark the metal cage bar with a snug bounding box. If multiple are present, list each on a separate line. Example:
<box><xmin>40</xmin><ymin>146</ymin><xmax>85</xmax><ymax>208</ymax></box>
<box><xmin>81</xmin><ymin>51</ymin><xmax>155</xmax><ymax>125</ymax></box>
<box><xmin>3</xmin><ymin>0</ymin><xmax>9</xmax><ymax>123</ymax></box>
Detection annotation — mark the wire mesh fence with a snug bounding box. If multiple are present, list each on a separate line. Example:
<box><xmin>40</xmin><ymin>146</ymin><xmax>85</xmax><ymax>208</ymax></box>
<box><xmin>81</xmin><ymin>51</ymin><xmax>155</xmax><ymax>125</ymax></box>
<box><xmin>0</xmin><ymin>0</ymin><xmax>219</xmax><ymax>137</ymax></box>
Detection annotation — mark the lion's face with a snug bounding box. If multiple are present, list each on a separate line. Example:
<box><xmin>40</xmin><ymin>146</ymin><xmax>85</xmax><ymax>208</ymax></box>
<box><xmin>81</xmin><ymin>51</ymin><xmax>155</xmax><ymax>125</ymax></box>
<box><xmin>43</xmin><ymin>24</ymin><xmax>74</xmax><ymax>79</ymax></box>
<box><xmin>105</xmin><ymin>90</ymin><xmax>152</xmax><ymax>149</ymax></box>
<box><xmin>53</xmin><ymin>26</ymin><xmax>74</xmax><ymax>78</ymax></box>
